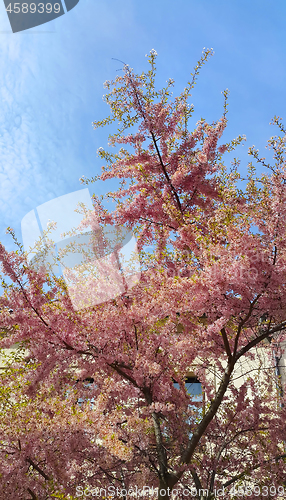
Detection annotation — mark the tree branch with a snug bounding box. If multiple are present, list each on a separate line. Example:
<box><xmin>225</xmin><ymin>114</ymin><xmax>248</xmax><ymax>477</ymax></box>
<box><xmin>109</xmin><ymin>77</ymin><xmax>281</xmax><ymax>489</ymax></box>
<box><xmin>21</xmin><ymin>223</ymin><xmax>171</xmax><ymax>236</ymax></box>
<box><xmin>223</xmin><ymin>453</ymin><xmax>286</xmax><ymax>488</ymax></box>
<box><xmin>168</xmin><ymin>358</ymin><xmax>236</xmax><ymax>488</ymax></box>
<box><xmin>27</xmin><ymin>488</ymin><xmax>38</xmax><ymax>500</ymax></box>
<box><xmin>142</xmin><ymin>387</ymin><xmax>171</xmax><ymax>486</ymax></box>
<box><xmin>26</xmin><ymin>457</ymin><xmax>50</xmax><ymax>481</ymax></box>
<box><xmin>150</xmin><ymin>131</ymin><xmax>183</xmax><ymax>214</ymax></box>
<box><xmin>236</xmin><ymin>320</ymin><xmax>286</xmax><ymax>361</ymax></box>
<box><xmin>220</xmin><ymin>327</ymin><xmax>232</xmax><ymax>362</ymax></box>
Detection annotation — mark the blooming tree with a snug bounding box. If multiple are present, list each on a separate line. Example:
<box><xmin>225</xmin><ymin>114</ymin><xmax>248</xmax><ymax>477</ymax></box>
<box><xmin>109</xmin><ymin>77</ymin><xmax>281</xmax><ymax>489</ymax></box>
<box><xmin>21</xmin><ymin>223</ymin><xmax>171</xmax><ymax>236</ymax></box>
<box><xmin>1</xmin><ymin>50</ymin><xmax>286</xmax><ymax>500</ymax></box>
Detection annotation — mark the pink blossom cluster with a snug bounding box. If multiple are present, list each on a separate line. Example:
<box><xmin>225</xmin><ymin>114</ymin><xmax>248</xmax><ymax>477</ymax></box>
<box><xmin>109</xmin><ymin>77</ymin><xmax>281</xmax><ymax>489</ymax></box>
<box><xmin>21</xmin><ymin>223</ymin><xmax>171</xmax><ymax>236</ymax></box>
<box><xmin>1</xmin><ymin>51</ymin><xmax>286</xmax><ymax>499</ymax></box>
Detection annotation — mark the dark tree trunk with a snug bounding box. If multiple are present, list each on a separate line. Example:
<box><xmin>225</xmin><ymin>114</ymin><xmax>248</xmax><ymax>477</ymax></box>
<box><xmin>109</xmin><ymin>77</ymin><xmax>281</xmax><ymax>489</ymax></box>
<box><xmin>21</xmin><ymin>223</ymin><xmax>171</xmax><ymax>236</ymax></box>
<box><xmin>158</xmin><ymin>479</ymin><xmax>171</xmax><ymax>500</ymax></box>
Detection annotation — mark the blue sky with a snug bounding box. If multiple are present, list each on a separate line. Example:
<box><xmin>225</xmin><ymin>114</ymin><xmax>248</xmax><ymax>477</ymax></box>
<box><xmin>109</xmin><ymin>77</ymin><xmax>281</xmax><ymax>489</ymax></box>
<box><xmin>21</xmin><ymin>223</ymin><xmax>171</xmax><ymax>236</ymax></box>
<box><xmin>0</xmin><ymin>0</ymin><xmax>285</xmax><ymax>260</ymax></box>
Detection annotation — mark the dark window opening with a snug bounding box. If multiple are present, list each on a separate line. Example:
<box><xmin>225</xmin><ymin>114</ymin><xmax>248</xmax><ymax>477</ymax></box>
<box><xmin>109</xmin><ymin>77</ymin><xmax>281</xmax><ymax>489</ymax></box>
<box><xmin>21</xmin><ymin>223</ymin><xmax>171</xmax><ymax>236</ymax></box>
<box><xmin>173</xmin><ymin>377</ymin><xmax>202</xmax><ymax>400</ymax></box>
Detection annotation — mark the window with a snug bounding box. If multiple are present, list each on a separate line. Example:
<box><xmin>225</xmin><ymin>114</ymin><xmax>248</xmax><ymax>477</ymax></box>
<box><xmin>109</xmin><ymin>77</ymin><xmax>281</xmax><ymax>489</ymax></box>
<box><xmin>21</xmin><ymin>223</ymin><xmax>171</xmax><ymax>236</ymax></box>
<box><xmin>173</xmin><ymin>376</ymin><xmax>202</xmax><ymax>401</ymax></box>
<box><xmin>173</xmin><ymin>377</ymin><xmax>203</xmax><ymax>435</ymax></box>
